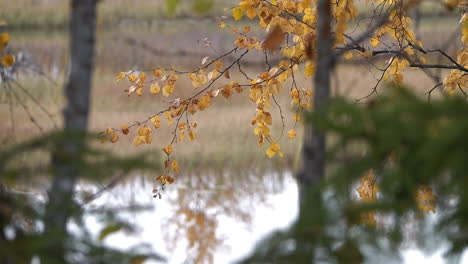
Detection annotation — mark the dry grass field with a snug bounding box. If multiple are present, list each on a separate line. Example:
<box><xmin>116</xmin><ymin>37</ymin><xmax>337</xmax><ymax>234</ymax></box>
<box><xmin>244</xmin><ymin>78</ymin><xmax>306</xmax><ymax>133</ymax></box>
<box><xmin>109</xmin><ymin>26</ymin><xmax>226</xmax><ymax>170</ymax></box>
<box><xmin>0</xmin><ymin>60</ymin><xmax>442</xmax><ymax>173</ymax></box>
<box><xmin>0</xmin><ymin>0</ymin><xmax>232</xmax><ymax>28</ymax></box>
<box><xmin>0</xmin><ymin>0</ymin><xmax>449</xmax><ymax>28</ymax></box>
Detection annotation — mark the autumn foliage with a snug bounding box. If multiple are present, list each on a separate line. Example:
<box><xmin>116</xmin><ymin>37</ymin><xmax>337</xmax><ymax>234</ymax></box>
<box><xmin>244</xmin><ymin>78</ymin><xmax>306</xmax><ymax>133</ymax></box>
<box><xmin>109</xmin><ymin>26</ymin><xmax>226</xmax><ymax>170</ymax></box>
<box><xmin>0</xmin><ymin>33</ymin><xmax>15</xmax><ymax>68</ymax></box>
<box><xmin>102</xmin><ymin>0</ymin><xmax>468</xmax><ymax>225</ymax></box>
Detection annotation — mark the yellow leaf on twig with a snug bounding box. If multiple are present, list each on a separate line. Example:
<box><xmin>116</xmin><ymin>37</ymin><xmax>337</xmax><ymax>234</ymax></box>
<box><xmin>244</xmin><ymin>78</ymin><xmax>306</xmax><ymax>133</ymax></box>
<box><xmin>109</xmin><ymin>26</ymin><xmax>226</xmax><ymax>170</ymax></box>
<box><xmin>1</xmin><ymin>54</ymin><xmax>15</xmax><ymax>68</ymax></box>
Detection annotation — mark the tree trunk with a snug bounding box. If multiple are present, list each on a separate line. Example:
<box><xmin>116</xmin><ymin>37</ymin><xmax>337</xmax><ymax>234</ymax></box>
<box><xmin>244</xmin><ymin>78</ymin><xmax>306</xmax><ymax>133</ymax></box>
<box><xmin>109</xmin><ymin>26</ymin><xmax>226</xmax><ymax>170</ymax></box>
<box><xmin>43</xmin><ymin>0</ymin><xmax>97</xmax><ymax>263</ymax></box>
<box><xmin>297</xmin><ymin>0</ymin><xmax>333</xmax><ymax>202</ymax></box>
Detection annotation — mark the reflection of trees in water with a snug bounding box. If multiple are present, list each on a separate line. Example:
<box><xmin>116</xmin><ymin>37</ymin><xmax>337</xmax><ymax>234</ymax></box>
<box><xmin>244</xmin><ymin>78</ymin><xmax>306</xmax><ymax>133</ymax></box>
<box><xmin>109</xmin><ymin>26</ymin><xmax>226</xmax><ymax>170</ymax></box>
<box><xmin>163</xmin><ymin>169</ymin><xmax>288</xmax><ymax>264</ymax></box>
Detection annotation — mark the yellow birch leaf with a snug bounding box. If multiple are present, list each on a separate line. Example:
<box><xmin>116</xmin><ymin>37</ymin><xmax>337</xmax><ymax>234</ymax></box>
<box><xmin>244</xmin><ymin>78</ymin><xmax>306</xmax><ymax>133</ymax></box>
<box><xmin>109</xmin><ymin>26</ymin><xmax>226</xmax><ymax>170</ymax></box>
<box><xmin>166</xmin><ymin>176</ymin><xmax>175</xmax><ymax>184</ymax></box>
<box><xmin>0</xmin><ymin>33</ymin><xmax>9</xmax><ymax>46</ymax></box>
<box><xmin>133</xmin><ymin>136</ymin><xmax>146</xmax><ymax>146</ymax></box>
<box><xmin>163</xmin><ymin>111</ymin><xmax>174</xmax><ymax>126</ymax></box>
<box><xmin>214</xmin><ymin>60</ymin><xmax>223</xmax><ymax>70</ymax></box>
<box><xmin>110</xmin><ymin>133</ymin><xmax>119</xmax><ymax>143</ymax></box>
<box><xmin>370</xmin><ymin>37</ymin><xmax>380</xmax><ymax>47</ymax></box>
<box><xmin>178</xmin><ymin>123</ymin><xmax>186</xmax><ymax>131</ymax></box>
<box><xmin>304</xmin><ymin>62</ymin><xmax>315</xmax><ymax>77</ymax></box>
<box><xmin>197</xmin><ymin>94</ymin><xmax>211</xmax><ymax>110</ymax></box>
<box><xmin>188</xmin><ymin>129</ymin><xmax>197</xmax><ymax>140</ymax></box>
<box><xmin>151</xmin><ymin>116</ymin><xmax>160</xmax><ymax>128</ymax></box>
<box><xmin>1</xmin><ymin>54</ymin><xmax>15</xmax><ymax>68</ymax></box>
<box><xmin>363</xmin><ymin>50</ymin><xmax>372</xmax><ymax>58</ymax></box>
<box><xmin>288</xmin><ymin>129</ymin><xmax>297</xmax><ymax>139</ymax></box>
<box><xmin>162</xmin><ymin>83</ymin><xmax>174</xmax><ymax>97</ymax></box>
<box><xmin>128</xmin><ymin>73</ymin><xmax>137</xmax><ymax>82</ymax></box>
<box><xmin>138</xmin><ymin>126</ymin><xmax>151</xmax><ymax>136</ymax></box>
<box><xmin>121</xmin><ymin>124</ymin><xmax>129</xmax><ymax>135</ymax></box>
<box><xmin>145</xmin><ymin>134</ymin><xmax>152</xmax><ymax>144</ymax></box>
<box><xmin>150</xmin><ymin>82</ymin><xmax>161</xmax><ymax>94</ymax></box>
<box><xmin>245</xmin><ymin>7</ymin><xmax>257</xmax><ymax>19</ymax></box>
<box><xmin>163</xmin><ymin>145</ymin><xmax>173</xmax><ymax>155</ymax></box>
<box><xmin>265</xmin><ymin>143</ymin><xmax>280</xmax><ymax>158</ymax></box>
<box><xmin>188</xmin><ymin>104</ymin><xmax>198</xmax><ymax>114</ymax></box>
<box><xmin>139</xmin><ymin>72</ymin><xmax>146</xmax><ymax>82</ymax></box>
<box><xmin>136</xmin><ymin>88</ymin><xmax>143</xmax><ymax>96</ymax></box>
<box><xmin>344</xmin><ymin>51</ymin><xmax>353</xmax><ymax>60</ymax></box>
<box><xmin>152</xmin><ymin>69</ymin><xmax>163</xmax><ymax>78</ymax></box>
<box><xmin>293</xmin><ymin>113</ymin><xmax>301</xmax><ymax>121</ymax></box>
<box><xmin>233</xmin><ymin>7</ymin><xmax>243</xmax><ymax>20</ymax></box>
<box><xmin>171</xmin><ymin>160</ymin><xmax>180</xmax><ymax>173</ymax></box>
<box><xmin>221</xmin><ymin>84</ymin><xmax>233</xmax><ymax>98</ymax></box>
<box><xmin>116</xmin><ymin>72</ymin><xmax>126</xmax><ymax>81</ymax></box>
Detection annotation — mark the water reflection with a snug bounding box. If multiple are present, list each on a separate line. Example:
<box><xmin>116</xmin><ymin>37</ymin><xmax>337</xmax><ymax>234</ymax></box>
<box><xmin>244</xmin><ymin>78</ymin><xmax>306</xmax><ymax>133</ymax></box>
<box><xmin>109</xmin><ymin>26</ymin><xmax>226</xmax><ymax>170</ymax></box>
<box><xmin>85</xmin><ymin>171</ymin><xmax>299</xmax><ymax>264</ymax></box>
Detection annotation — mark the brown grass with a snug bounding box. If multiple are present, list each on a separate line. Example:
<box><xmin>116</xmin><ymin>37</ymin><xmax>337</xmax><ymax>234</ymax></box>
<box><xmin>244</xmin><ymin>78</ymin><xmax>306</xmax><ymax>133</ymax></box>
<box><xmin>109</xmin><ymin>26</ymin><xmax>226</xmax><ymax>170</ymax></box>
<box><xmin>0</xmin><ymin>60</ymin><xmax>444</xmax><ymax>175</ymax></box>
<box><xmin>0</xmin><ymin>0</ymin><xmax>232</xmax><ymax>28</ymax></box>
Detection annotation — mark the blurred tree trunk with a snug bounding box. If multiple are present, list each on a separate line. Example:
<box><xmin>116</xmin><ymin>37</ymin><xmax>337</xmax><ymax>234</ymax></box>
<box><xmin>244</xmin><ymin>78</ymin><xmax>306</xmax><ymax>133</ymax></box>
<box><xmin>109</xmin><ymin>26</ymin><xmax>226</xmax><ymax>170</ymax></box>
<box><xmin>297</xmin><ymin>0</ymin><xmax>333</xmax><ymax>202</ymax></box>
<box><xmin>43</xmin><ymin>0</ymin><xmax>97</xmax><ymax>263</ymax></box>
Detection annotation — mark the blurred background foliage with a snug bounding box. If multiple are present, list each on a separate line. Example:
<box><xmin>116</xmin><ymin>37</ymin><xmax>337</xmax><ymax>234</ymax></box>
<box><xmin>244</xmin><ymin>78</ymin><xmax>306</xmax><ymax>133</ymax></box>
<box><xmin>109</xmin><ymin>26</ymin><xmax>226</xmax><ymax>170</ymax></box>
<box><xmin>241</xmin><ymin>86</ymin><xmax>468</xmax><ymax>263</ymax></box>
<box><xmin>0</xmin><ymin>131</ymin><xmax>165</xmax><ymax>263</ymax></box>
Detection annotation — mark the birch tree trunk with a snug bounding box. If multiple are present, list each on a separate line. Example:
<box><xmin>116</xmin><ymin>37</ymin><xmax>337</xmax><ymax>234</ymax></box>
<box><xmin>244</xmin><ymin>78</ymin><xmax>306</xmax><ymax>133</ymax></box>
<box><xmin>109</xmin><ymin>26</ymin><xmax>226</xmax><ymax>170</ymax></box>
<box><xmin>43</xmin><ymin>0</ymin><xmax>97</xmax><ymax>262</ymax></box>
<box><xmin>297</xmin><ymin>0</ymin><xmax>333</xmax><ymax>202</ymax></box>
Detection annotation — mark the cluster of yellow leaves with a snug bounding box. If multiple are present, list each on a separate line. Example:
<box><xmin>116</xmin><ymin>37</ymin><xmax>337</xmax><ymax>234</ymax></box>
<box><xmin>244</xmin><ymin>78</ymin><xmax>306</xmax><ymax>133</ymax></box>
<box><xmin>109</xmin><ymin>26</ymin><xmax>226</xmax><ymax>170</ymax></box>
<box><xmin>225</xmin><ymin>0</ymin><xmax>376</xmax><ymax>160</ymax></box>
<box><xmin>234</xmin><ymin>35</ymin><xmax>262</xmax><ymax>50</ymax></box>
<box><xmin>370</xmin><ymin>10</ymin><xmax>419</xmax><ymax>49</ymax></box>
<box><xmin>232</xmin><ymin>0</ymin><xmax>263</xmax><ymax>20</ymax></box>
<box><xmin>383</xmin><ymin>57</ymin><xmax>410</xmax><ymax>83</ymax></box>
<box><xmin>230</xmin><ymin>0</ymin><xmax>317</xmax><ymax>61</ymax></box>
<box><xmin>153</xmin><ymin>145</ymin><xmax>179</xmax><ymax>187</ymax></box>
<box><xmin>110</xmin><ymin>0</ymin><xmax>456</xmax><ymax>202</ymax></box>
<box><xmin>227</xmin><ymin>0</ymin><xmax>385</xmax><ymax>158</ymax></box>
<box><xmin>155</xmin><ymin>175</ymin><xmax>175</xmax><ymax>185</ymax></box>
<box><xmin>362</xmin><ymin>1</ymin><xmax>427</xmax><ymax>84</ymax></box>
<box><xmin>112</xmin><ymin>52</ymin><xmax>231</xmax><ymax>190</ymax></box>
<box><xmin>100</xmin><ymin>128</ymin><xmax>119</xmax><ymax>143</ymax></box>
<box><xmin>227</xmin><ymin>1</ymin><xmax>322</xmax><ymax>157</ymax></box>
<box><xmin>99</xmin><ymin>84</ymin><xmax>201</xmax><ymax>185</ymax></box>
<box><xmin>357</xmin><ymin>170</ymin><xmax>437</xmax><ymax>227</ymax></box>
<box><xmin>415</xmin><ymin>184</ymin><xmax>436</xmax><ymax>213</ymax></box>
<box><xmin>176</xmin><ymin>122</ymin><xmax>198</xmax><ymax>142</ymax></box>
<box><xmin>116</xmin><ymin>69</ymin><xmax>178</xmax><ymax>97</ymax></box>
<box><xmin>133</xmin><ymin>126</ymin><xmax>152</xmax><ymax>146</ymax></box>
<box><xmin>333</xmin><ymin>0</ymin><xmax>358</xmax><ymax>44</ymax></box>
<box><xmin>0</xmin><ymin>33</ymin><xmax>15</xmax><ymax>68</ymax></box>
<box><xmin>356</xmin><ymin>170</ymin><xmax>379</xmax><ymax>227</ymax></box>
<box><xmin>444</xmin><ymin>13</ymin><xmax>468</xmax><ymax>94</ymax></box>
<box><xmin>188</xmin><ymin>71</ymin><xmax>208</xmax><ymax>88</ymax></box>
<box><xmin>265</xmin><ymin>142</ymin><xmax>283</xmax><ymax>158</ymax></box>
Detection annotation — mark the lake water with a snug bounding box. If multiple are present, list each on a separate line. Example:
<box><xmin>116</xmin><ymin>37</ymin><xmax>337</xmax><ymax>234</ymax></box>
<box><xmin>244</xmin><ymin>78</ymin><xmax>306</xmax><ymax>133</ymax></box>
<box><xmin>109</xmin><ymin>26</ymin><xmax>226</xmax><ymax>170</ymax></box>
<box><xmin>79</xmin><ymin>171</ymin><xmax>468</xmax><ymax>264</ymax></box>
<box><xmin>82</xmin><ymin>171</ymin><xmax>298</xmax><ymax>263</ymax></box>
